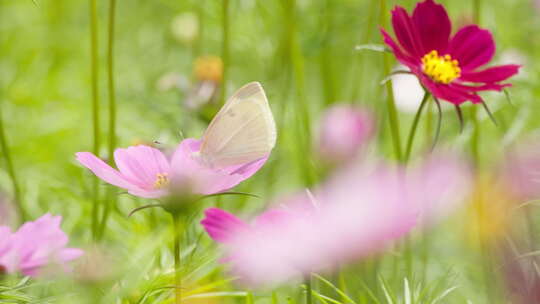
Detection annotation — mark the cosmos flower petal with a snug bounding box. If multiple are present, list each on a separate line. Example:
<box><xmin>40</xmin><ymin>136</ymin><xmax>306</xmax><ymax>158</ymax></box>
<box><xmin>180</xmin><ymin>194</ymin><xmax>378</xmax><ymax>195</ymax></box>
<box><xmin>452</xmin><ymin>82</ymin><xmax>512</xmax><ymax>93</ymax></box>
<box><xmin>391</xmin><ymin>6</ymin><xmax>424</xmax><ymax>58</ymax></box>
<box><xmin>448</xmin><ymin>25</ymin><xmax>495</xmax><ymax>71</ymax></box>
<box><xmin>127</xmin><ymin>188</ymin><xmax>169</xmax><ymax>199</ymax></box>
<box><xmin>1</xmin><ymin>214</ymin><xmax>83</xmax><ymax>277</ymax></box>
<box><xmin>421</xmin><ymin>75</ymin><xmax>481</xmax><ymax>104</ymax></box>
<box><xmin>460</xmin><ymin>64</ymin><xmax>521</xmax><ymax>83</ymax></box>
<box><xmin>201</xmin><ymin>208</ymin><xmax>249</xmax><ymax>244</ymax></box>
<box><xmin>76</xmin><ymin>152</ymin><xmax>136</xmax><ymax>190</ymax></box>
<box><xmin>114</xmin><ymin>145</ymin><xmax>169</xmax><ymax>187</ymax></box>
<box><xmin>380</xmin><ymin>29</ymin><xmax>419</xmax><ymax>67</ymax></box>
<box><xmin>412</xmin><ymin>0</ymin><xmax>451</xmax><ymax>54</ymax></box>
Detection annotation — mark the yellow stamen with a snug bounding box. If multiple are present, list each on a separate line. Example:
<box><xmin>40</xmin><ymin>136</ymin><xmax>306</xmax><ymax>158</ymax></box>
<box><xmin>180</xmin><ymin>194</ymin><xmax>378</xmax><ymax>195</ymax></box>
<box><xmin>153</xmin><ymin>173</ymin><xmax>169</xmax><ymax>189</ymax></box>
<box><xmin>421</xmin><ymin>50</ymin><xmax>461</xmax><ymax>84</ymax></box>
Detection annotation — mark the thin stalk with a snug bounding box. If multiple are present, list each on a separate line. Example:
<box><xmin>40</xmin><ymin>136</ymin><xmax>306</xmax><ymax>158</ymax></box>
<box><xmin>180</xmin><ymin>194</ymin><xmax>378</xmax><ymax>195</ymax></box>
<box><xmin>350</xmin><ymin>0</ymin><xmax>377</xmax><ymax>101</ymax></box>
<box><xmin>271</xmin><ymin>292</ymin><xmax>278</xmax><ymax>304</ymax></box>
<box><xmin>89</xmin><ymin>0</ymin><xmax>101</xmax><ymax>239</ymax></box>
<box><xmin>473</xmin><ymin>0</ymin><xmax>481</xmax><ymax>24</ymax></box>
<box><xmin>0</xmin><ymin>105</ymin><xmax>26</xmax><ymax>222</ymax></box>
<box><xmin>380</xmin><ymin>0</ymin><xmax>403</xmax><ymax>161</ymax></box>
<box><xmin>98</xmin><ymin>0</ymin><xmax>117</xmax><ymax>240</ymax></box>
<box><xmin>220</xmin><ymin>0</ymin><xmax>230</xmax><ymax>104</ymax></box>
<box><xmin>304</xmin><ymin>275</ymin><xmax>313</xmax><ymax>304</ymax></box>
<box><xmin>285</xmin><ymin>0</ymin><xmax>314</xmax><ymax>186</ymax></box>
<box><xmin>173</xmin><ymin>213</ymin><xmax>183</xmax><ymax>304</ymax></box>
<box><xmin>319</xmin><ymin>0</ymin><xmax>336</xmax><ymax>105</ymax></box>
<box><xmin>471</xmin><ymin>1</ymin><xmax>499</xmax><ymax>302</ymax></box>
<box><xmin>404</xmin><ymin>92</ymin><xmax>430</xmax><ymax>163</ymax></box>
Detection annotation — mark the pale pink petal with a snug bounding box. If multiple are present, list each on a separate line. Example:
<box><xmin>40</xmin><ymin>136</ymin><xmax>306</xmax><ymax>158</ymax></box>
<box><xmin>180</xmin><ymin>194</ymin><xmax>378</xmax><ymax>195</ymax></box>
<box><xmin>114</xmin><ymin>145</ymin><xmax>170</xmax><ymax>188</ymax></box>
<box><xmin>8</xmin><ymin>213</ymin><xmax>83</xmax><ymax>277</ymax></box>
<box><xmin>76</xmin><ymin>152</ymin><xmax>134</xmax><ymax>189</ymax></box>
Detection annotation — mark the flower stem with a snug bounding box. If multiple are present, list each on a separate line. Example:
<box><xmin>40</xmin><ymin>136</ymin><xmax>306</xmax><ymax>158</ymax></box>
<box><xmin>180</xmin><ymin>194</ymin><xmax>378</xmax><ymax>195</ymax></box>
<box><xmin>98</xmin><ymin>0</ymin><xmax>117</xmax><ymax>240</ymax></box>
<box><xmin>380</xmin><ymin>0</ymin><xmax>403</xmax><ymax>161</ymax></box>
<box><xmin>172</xmin><ymin>213</ymin><xmax>182</xmax><ymax>304</ymax></box>
<box><xmin>404</xmin><ymin>92</ymin><xmax>430</xmax><ymax>163</ymax></box>
<box><xmin>0</xmin><ymin>104</ymin><xmax>26</xmax><ymax>222</ymax></box>
<box><xmin>473</xmin><ymin>0</ymin><xmax>481</xmax><ymax>24</ymax></box>
<box><xmin>89</xmin><ymin>0</ymin><xmax>101</xmax><ymax>239</ymax></box>
<box><xmin>283</xmin><ymin>0</ymin><xmax>314</xmax><ymax>186</ymax></box>
<box><xmin>304</xmin><ymin>275</ymin><xmax>313</xmax><ymax>304</ymax></box>
<box><xmin>220</xmin><ymin>0</ymin><xmax>230</xmax><ymax>104</ymax></box>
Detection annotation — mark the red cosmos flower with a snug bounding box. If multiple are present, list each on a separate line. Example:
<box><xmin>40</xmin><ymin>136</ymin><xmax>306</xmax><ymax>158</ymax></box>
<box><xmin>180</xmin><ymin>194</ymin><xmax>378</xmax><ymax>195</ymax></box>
<box><xmin>381</xmin><ymin>0</ymin><xmax>520</xmax><ymax>105</ymax></box>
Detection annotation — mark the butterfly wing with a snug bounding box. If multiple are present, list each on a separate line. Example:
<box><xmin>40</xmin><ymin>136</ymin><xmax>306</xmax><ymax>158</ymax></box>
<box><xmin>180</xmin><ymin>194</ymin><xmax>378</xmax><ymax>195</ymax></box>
<box><xmin>199</xmin><ymin>82</ymin><xmax>277</xmax><ymax>168</ymax></box>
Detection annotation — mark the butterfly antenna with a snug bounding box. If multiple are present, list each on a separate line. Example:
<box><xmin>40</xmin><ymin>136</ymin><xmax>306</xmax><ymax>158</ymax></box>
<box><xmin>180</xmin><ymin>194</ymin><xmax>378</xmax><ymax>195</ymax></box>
<box><xmin>481</xmin><ymin>100</ymin><xmax>498</xmax><ymax>126</ymax></box>
<box><xmin>454</xmin><ymin>105</ymin><xmax>464</xmax><ymax>133</ymax></box>
<box><xmin>431</xmin><ymin>97</ymin><xmax>443</xmax><ymax>152</ymax></box>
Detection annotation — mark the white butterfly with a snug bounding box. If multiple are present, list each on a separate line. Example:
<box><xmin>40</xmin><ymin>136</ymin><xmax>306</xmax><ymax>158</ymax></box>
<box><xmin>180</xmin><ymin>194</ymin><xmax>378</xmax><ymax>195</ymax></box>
<box><xmin>198</xmin><ymin>82</ymin><xmax>277</xmax><ymax>168</ymax></box>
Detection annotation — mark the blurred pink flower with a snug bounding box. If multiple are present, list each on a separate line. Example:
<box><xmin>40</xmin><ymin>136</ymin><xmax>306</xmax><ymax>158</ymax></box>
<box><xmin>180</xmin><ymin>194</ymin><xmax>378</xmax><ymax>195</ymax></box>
<box><xmin>0</xmin><ymin>213</ymin><xmax>83</xmax><ymax>276</ymax></box>
<box><xmin>76</xmin><ymin>139</ymin><xmax>267</xmax><ymax>199</ymax></box>
<box><xmin>502</xmin><ymin>140</ymin><xmax>540</xmax><ymax>201</ymax></box>
<box><xmin>317</xmin><ymin>105</ymin><xmax>373</xmax><ymax>163</ymax></box>
<box><xmin>201</xmin><ymin>156</ymin><xmax>469</xmax><ymax>287</ymax></box>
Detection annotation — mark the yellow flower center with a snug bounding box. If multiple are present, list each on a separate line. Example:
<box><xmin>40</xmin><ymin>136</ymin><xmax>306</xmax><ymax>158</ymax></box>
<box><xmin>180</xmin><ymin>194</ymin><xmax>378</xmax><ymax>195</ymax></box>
<box><xmin>421</xmin><ymin>50</ymin><xmax>461</xmax><ymax>84</ymax></box>
<box><xmin>153</xmin><ymin>173</ymin><xmax>169</xmax><ymax>189</ymax></box>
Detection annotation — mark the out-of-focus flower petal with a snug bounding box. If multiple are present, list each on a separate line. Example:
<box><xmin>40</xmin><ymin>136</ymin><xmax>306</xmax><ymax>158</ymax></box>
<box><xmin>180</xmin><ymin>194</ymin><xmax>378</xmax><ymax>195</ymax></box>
<box><xmin>317</xmin><ymin>105</ymin><xmax>373</xmax><ymax>164</ymax></box>
<box><xmin>0</xmin><ymin>214</ymin><xmax>83</xmax><ymax>277</ymax></box>
<box><xmin>201</xmin><ymin>208</ymin><xmax>249</xmax><ymax>243</ymax></box>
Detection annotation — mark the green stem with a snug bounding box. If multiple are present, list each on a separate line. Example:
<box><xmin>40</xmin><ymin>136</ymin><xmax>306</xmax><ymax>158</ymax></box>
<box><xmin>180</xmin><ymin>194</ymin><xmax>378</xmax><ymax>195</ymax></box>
<box><xmin>350</xmin><ymin>0</ymin><xmax>377</xmax><ymax>102</ymax></box>
<box><xmin>220</xmin><ymin>0</ymin><xmax>230</xmax><ymax>104</ymax></box>
<box><xmin>473</xmin><ymin>0</ymin><xmax>481</xmax><ymax>24</ymax></box>
<box><xmin>173</xmin><ymin>213</ymin><xmax>182</xmax><ymax>304</ymax></box>
<box><xmin>89</xmin><ymin>0</ymin><xmax>101</xmax><ymax>239</ymax></box>
<box><xmin>404</xmin><ymin>92</ymin><xmax>430</xmax><ymax>163</ymax></box>
<box><xmin>98</xmin><ymin>0</ymin><xmax>117</xmax><ymax>240</ymax></box>
<box><xmin>0</xmin><ymin>104</ymin><xmax>26</xmax><ymax>222</ymax></box>
<box><xmin>304</xmin><ymin>275</ymin><xmax>313</xmax><ymax>304</ymax></box>
<box><xmin>380</xmin><ymin>0</ymin><xmax>403</xmax><ymax>161</ymax></box>
<box><xmin>284</xmin><ymin>0</ymin><xmax>314</xmax><ymax>186</ymax></box>
<box><xmin>319</xmin><ymin>0</ymin><xmax>336</xmax><ymax>105</ymax></box>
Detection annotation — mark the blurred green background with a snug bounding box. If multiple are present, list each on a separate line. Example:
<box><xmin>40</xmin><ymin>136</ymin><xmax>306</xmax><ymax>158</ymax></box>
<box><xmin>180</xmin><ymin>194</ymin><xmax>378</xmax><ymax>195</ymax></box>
<box><xmin>1</xmin><ymin>0</ymin><xmax>540</xmax><ymax>303</ymax></box>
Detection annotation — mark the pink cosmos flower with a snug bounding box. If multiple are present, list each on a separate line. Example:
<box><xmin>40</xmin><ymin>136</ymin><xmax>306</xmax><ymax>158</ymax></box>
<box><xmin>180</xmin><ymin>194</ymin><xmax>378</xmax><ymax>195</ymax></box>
<box><xmin>381</xmin><ymin>0</ymin><xmax>520</xmax><ymax>105</ymax></box>
<box><xmin>76</xmin><ymin>139</ymin><xmax>268</xmax><ymax>199</ymax></box>
<box><xmin>317</xmin><ymin>105</ymin><xmax>373</xmax><ymax>164</ymax></box>
<box><xmin>201</xmin><ymin>156</ymin><xmax>469</xmax><ymax>287</ymax></box>
<box><xmin>0</xmin><ymin>213</ymin><xmax>83</xmax><ymax>276</ymax></box>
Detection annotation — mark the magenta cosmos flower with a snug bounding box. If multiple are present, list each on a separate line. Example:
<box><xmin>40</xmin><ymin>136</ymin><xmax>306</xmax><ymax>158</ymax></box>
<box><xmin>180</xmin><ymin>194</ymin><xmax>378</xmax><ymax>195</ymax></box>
<box><xmin>381</xmin><ymin>0</ymin><xmax>520</xmax><ymax>105</ymax></box>
<box><xmin>76</xmin><ymin>139</ymin><xmax>268</xmax><ymax>199</ymax></box>
<box><xmin>201</xmin><ymin>156</ymin><xmax>469</xmax><ymax>287</ymax></box>
<box><xmin>0</xmin><ymin>214</ymin><xmax>83</xmax><ymax>276</ymax></box>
